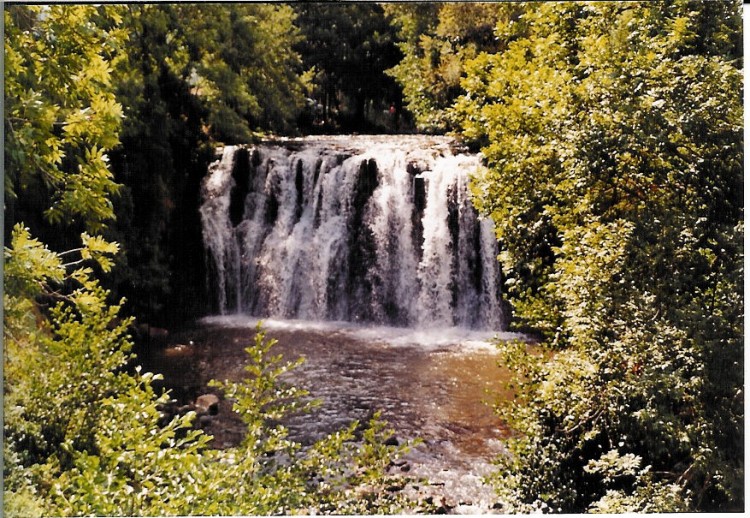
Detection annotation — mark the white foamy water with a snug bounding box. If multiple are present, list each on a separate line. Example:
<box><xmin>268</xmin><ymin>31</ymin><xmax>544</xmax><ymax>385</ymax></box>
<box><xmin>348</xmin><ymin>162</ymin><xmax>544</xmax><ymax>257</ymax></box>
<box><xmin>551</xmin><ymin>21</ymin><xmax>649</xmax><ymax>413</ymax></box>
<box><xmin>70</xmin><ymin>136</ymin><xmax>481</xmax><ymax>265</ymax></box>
<box><xmin>199</xmin><ymin>135</ymin><xmax>506</xmax><ymax>331</ymax></box>
<box><xmin>199</xmin><ymin>314</ymin><xmax>524</xmax><ymax>351</ymax></box>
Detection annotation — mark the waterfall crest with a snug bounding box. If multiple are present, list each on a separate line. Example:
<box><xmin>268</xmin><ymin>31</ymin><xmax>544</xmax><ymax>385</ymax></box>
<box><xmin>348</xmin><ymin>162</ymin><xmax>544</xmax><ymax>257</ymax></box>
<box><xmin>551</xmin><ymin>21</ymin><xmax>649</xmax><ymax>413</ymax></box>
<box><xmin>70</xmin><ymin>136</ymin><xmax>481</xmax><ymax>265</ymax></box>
<box><xmin>200</xmin><ymin>135</ymin><xmax>505</xmax><ymax>330</ymax></box>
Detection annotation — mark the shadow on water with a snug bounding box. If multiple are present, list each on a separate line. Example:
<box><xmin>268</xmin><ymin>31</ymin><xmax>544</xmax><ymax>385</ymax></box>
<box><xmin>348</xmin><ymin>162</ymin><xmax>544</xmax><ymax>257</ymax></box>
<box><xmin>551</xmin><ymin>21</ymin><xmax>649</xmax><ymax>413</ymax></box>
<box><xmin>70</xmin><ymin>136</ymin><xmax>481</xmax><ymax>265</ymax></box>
<box><xmin>139</xmin><ymin>318</ymin><xmax>523</xmax><ymax>513</ymax></box>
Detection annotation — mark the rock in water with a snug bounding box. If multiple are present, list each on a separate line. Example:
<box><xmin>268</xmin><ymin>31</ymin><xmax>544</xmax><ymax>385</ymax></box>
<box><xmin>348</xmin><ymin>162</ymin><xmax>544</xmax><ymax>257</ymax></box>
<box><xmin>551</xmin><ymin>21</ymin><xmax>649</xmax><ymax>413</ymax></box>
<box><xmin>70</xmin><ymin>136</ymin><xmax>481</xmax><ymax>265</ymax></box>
<box><xmin>195</xmin><ymin>394</ymin><xmax>220</xmax><ymax>415</ymax></box>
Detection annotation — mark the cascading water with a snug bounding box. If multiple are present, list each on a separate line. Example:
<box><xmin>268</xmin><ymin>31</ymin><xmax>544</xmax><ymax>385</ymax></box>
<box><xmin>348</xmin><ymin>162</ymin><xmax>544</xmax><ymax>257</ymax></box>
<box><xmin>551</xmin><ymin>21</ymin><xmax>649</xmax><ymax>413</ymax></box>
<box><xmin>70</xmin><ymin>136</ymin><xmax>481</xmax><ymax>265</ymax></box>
<box><xmin>200</xmin><ymin>135</ymin><xmax>505</xmax><ymax>330</ymax></box>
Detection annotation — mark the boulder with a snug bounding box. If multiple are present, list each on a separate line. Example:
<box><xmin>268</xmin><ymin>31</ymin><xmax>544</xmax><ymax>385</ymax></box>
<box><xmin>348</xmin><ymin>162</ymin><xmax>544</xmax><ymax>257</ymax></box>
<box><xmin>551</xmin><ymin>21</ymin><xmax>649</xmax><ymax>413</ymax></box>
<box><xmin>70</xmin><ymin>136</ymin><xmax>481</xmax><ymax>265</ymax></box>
<box><xmin>384</xmin><ymin>435</ymin><xmax>399</xmax><ymax>446</ymax></box>
<box><xmin>195</xmin><ymin>394</ymin><xmax>220</xmax><ymax>415</ymax></box>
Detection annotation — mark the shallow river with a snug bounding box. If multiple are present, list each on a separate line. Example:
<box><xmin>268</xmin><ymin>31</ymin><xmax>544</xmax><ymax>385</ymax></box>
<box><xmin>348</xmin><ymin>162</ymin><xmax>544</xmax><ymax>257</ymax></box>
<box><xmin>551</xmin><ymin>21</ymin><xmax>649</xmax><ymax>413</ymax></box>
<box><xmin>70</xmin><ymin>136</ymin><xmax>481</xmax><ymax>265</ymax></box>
<box><xmin>139</xmin><ymin>316</ymin><xmax>524</xmax><ymax>514</ymax></box>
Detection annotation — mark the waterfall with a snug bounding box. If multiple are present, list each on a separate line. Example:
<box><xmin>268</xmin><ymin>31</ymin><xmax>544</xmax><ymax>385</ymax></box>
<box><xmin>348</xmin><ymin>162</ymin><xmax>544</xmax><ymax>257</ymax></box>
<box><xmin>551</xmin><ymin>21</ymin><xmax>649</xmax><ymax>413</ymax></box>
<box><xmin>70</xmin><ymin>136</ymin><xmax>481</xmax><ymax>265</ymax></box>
<box><xmin>200</xmin><ymin>135</ymin><xmax>505</xmax><ymax>330</ymax></box>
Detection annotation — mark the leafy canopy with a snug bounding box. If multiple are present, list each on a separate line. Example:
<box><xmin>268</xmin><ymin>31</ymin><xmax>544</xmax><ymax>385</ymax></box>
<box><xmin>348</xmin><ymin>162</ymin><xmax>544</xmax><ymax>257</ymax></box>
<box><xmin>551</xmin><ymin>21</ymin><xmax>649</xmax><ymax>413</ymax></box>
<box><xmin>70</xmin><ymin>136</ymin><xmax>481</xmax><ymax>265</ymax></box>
<box><xmin>5</xmin><ymin>5</ymin><xmax>126</xmax><ymax>232</ymax></box>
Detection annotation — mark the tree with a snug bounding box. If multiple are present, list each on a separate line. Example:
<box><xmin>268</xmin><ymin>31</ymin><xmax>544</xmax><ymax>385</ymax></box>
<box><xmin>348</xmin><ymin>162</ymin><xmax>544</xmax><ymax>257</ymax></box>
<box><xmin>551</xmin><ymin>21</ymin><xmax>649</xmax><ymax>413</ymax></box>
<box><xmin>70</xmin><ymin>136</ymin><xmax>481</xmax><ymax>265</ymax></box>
<box><xmin>443</xmin><ymin>0</ymin><xmax>742</xmax><ymax>511</ymax></box>
<box><xmin>294</xmin><ymin>3</ymin><xmax>403</xmax><ymax>131</ymax></box>
<box><xmin>105</xmin><ymin>3</ymin><xmax>215</xmax><ymax>323</ymax></box>
<box><xmin>5</xmin><ymin>5</ymin><xmax>126</xmax><ymax>239</ymax></box>
<box><xmin>385</xmin><ymin>2</ymin><xmax>517</xmax><ymax>133</ymax></box>
<box><xmin>187</xmin><ymin>3</ymin><xmax>307</xmax><ymax>139</ymax></box>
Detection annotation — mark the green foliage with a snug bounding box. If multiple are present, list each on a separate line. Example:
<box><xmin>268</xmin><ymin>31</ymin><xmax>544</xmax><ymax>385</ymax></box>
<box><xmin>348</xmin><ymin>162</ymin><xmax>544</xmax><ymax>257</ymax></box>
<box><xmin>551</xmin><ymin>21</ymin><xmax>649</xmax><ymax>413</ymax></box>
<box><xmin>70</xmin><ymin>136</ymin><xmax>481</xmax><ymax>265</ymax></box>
<box><xmin>385</xmin><ymin>3</ymin><xmax>517</xmax><ymax>132</ymax></box>
<box><xmin>294</xmin><ymin>3</ymin><xmax>403</xmax><ymax>131</ymax></box>
<box><xmin>188</xmin><ymin>3</ymin><xmax>307</xmax><ymax>139</ymax></box>
<box><xmin>5</xmin><ymin>5</ymin><xmax>125</xmax><ymax>233</ymax></box>
<box><xmin>6</xmin><ymin>3</ymin><xmax>311</xmax><ymax>324</ymax></box>
<box><xmin>439</xmin><ymin>0</ymin><xmax>743</xmax><ymax>512</ymax></box>
<box><xmin>203</xmin><ymin>325</ymin><xmax>413</xmax><ymax>515</ymax></box>
<box><xmin>4</xmin><ymin>224</ymin><xmax>136</xmax><ymax>514</ymax></box>
<box><xmin>105</xmin><ymin>3</ymin><xmax>213</xmax><ymax>322</ymax></box>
